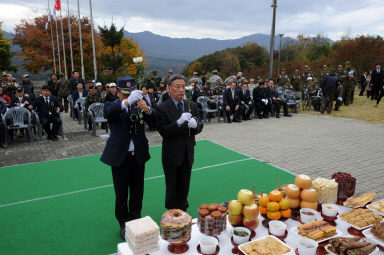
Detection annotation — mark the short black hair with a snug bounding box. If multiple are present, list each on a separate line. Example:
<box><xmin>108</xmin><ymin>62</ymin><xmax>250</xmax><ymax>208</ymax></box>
<box><xmin>167</xmin><ymin>74</ymin><xmax>186</xmax><ymax>86</ymax></box>
<box><xmin>50</xmin><ymin>73</ymin><xmax>57</xmax><ymax>77</ymax></box>
<box><xmin>72</xmin><ymin>70</ymin><xmax>79</xmax><ymax>74</ymax></box>
<box><xmin>141</xmin><ymin>84</ymin><xmax>148</xmax><ymax>89</ymax></box>
<box><xmin>259</xmin><ymin>80</ymin><xmax>265</xmax><ymax>85</ymax></box>
<box><xmin>41</xmin><ymin>85</ymin><xmax>51</xmax><ymax>91</ymax></box>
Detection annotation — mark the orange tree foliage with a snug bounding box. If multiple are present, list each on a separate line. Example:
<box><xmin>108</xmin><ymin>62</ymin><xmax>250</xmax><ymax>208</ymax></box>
<box><xmin>13</xmin><ymin>15</ymin><xmax>103</xmax><ymax>79</ymax></box>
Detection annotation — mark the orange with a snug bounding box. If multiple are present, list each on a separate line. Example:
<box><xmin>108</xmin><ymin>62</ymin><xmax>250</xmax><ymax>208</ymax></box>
<box><xmin>281</xmin><ymin>208</ymin><xmax>291</xmax><ymax>218</ymax></box>
<box><xmin>279</xmin><ymin>198</ymin><xmax>290</xmax><ymax>210</ymax></box>
<box><xmin>269</xmin><ymin>190</ymin><xmax>283</xmax><ymax>202</ymax></box>
<box><xmin>266</xmin><ymin>201</ymin><xmax>280</xmax><ymax>212</ymax></box>
<box><xmin>267</xmin><ymin>211</ymin><xmax>282</xmax><ymax>220</ymax></box>
<box><xmin>259</xmin><ymin>206</ymin><xmax>268</xmax><ymax>215</ymax></box>
<box><xmin>259</xmin><ymin>197</ymin><xmax>270</xmax><ymax>207</ymax></box>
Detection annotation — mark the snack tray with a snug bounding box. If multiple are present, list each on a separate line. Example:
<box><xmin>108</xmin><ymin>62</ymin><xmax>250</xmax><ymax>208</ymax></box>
<box><xmin>238</xmin><ymin>235</ymin><xmax>294</xmax><ymax>255</ymax></box>
<box><xmin>290</xmin><ymin>227</ymin><xmax>342</xmax><ymax>244</ymax></box>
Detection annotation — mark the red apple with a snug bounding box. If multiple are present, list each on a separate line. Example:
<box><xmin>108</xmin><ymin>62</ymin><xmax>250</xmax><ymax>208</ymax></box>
<box><xmin>243</xmin><ymin>203</ymin><xmax>259</xmax><ymax>219</ymax></box>
<box><xmin>228</xmin><ymin>213</ymin><xmax>243</xmax><ymax>226</ymax></box>
<box><xmin>237</xmin><ymin>189</ymin><xmax>254</xmax><ymax>205</ymax></box>
<box><xmin>243</xmin><ymin>217</ymin><xmax>259</xmax><ymax>231</ymax></box>
<box><xmin>228</xmin><ymin>200</ymin><xmax>243</xmax><ymax>216</ymax></box>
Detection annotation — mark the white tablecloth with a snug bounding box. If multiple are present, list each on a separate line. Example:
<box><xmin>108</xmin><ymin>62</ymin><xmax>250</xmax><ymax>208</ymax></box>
<box><xmin>117</xmin><ymin>205</ymin><xmax>383</xmax><ymax>255</ymax></box>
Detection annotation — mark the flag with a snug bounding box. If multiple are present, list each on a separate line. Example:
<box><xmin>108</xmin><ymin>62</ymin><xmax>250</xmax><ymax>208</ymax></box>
<box><xmin>53</xmin><ymin>8</ymin><xmax>57</xmax><ymax>20</ymax></box>
<box><xmin>45</xmin><ymin>22</ymin><xmax>48</xmax><ymax>30</ymax></box>
<box><xmin>45</xmin><ymin>9</ymin><xmax>51</xmax><ymax>30</ymax></box>
<box><xmin>55</xmin><ymin>0</ymin><xmax>61</xmax><ymax>11</ymax></box>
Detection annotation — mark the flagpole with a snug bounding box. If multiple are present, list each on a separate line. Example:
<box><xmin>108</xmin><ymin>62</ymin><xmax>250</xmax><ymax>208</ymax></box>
<box><xmin>54</xmin><ymin>10</ymin><xmax>62</xmax><ymax>74</ymax></box>
<box><xmin>77</xmin><ymin>0</ymin><xmax>85</xmax><ymax>80</ymax></box>
<box><xmin>48</xmin><ymin>1</ymin><xmax>57</xmax><ymax>73</ymax></box>
<box><xmin>60</xmin><ymin>8</ymin><xmax>68</xmax><ymax>78</ymax></box>
<box><xmin>67</xmin><ymin>0</ymin><xmax>74</xmax><ymax>73</ymax></box>
<box><xmin>89</xmin><ymin>0</ymin><xmax>97</xmax><ymax>80</ymax></box>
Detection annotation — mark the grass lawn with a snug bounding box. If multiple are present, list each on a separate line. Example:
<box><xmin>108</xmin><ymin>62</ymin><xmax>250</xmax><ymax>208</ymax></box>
<box><xmin>299</xmin><ymin>90</ymin><xmax>384</xmax><ymax>123</ymax></box>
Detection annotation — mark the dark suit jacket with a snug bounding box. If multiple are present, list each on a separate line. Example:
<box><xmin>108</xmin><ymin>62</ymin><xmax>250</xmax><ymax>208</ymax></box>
<box><xmin>33</xmin><ymin>95</ymin><xmax>62</xmax><ymax>119</ymax></box>
<box><xmin>370</xmin><ymin>69</ymin><xmax>384</xmax><ymax>86</ymax></box>
<box><xmin>156</xmin><ymin>98</ymin><xmax>203</xmax><ymax>167</ymax></box>
<box><xmin>223</xmin><ymin>88</ymin><xmax>240</xmax><ymax>107</ymax></box>
<box><xmin>10</xmin><ymin>96</ymin><xmax>31</xmax><ymax>108</ymax></box>
<box><xmin>192</xmin><ymin>89</ymin><xmax>201</xmax><ymax>102</ymax></box>
<box><xmin>100</xmin><ymin>100</ymin><xmax>152</xmax><ymax>167</ymax></box>
<box><xmin>72</xmin><ymin>89</ymin><xmax>88</xmax><ymax>103</ymax></box>
<box><xmin>239</xmin><ymin>90</ymin><xmax>252</xmax><ymax>104</ymax></box>
<box><xmin>321</xmin><ymin>76</ymin><xmax>337</xmax><ymax>95</ymax></box>
<box><xmin>69</xmin><ymin>77</ymin><xmax>85</xmax><ymax>92</ymax></box>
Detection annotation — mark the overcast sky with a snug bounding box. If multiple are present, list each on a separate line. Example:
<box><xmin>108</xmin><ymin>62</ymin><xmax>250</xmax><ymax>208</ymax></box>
<box><xmin>1</xmin><ymin>0</ymin><xmax>383</xmax><ymax>40</ymax></box>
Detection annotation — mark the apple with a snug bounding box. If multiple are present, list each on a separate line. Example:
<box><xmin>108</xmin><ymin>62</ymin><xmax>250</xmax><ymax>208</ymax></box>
<box><xmin>279</xmin><ymin>198</ymin><xmax>290</xmax><ymax>210</ymax></box>
<box><xmin>228</xmin><ymin>213</ymin><xmax>243</xmax><ymax>226</ymax></box>
<box><xmin>243</xmin><ymin>203</ymin><xmax>259</xmax><ymax>219</ymax></box>
<box><xmin>237</xmin><ymin>189</ymin><xmax>254</xmax><ymax>205</ymax></box>
<box><xmin>228</xmin><ymin>200</ymin><xmax>243</xmax><ymax>216</ymax></box>
<box><xmin>243</xmin><ymin>217</ymin><xmax>259</xmax><ymax>230</ymax></box>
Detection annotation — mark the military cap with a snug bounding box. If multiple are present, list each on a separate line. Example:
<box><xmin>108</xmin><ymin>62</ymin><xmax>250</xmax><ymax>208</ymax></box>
<box><xmin>345</xmin><ymin>61</ymin><xmax>351</xmax><ymax>65</ymax></box>
<box><xmin>95</xmin><ymin>82</ymin><xmax>102</xmax><ymax>87</ymax></box>
<box><xmin>307</xmin><ymin>77</ymin><xmax>313</xmax><ymax>81</ymax></box>
<box><xmin>250</xmin><ymin>78</ymin><xmax>255</xmax><ymax>82</ymax></box>
<box><xmin>237</xmin><ymin>72</ymin><xmax>243</xmax><ymax>77</ymax></box>
<box><xmin>16</xmin><ymin>87</ymin><xmax>24</xmax><ymax>93</ymax></box>
<box><xmin>23</xmin><ymin>74</ymin><xmax>29</xmax><ymax>78</ymax></box>
<box><xmin>1</xmin><ymin>72</ymin><xmax>8</xmax><ymax>77</ymax></box>
<box><xmin>88</xmin><ymin>83</ymin><xmax>96</xmax><ymax>89</ymax></box>
<box><xmin>168</xmin><ymin>69</ymin><xmax>173</xmax><ymax>74</ymax></box>
<box><xmin>281</xmin><ymin>68</ymin><xmax>286</xmax><ymax>71</ymax></box>
<box><xmin>193</xmin><ymin>72</ymin><xmax>198</xmax><ymax>75</ymax></box>
<box><xmin>338</xmin><ymin>64</ymin><xmax>343</xmax><ymax>68</ymax></box>
<box><xmin>109</xmin><ymin>82</ymin><xmax>116</xmax><ymax>87</ymax></box>
<box><xmin>304</xmin><ymin>65</ymin><xmax>309</xmax><ymax>68</ymax></box>
<box><xmin>212</xmin><ymin>70</ymin><xmax>218</xmax><ymax>74</ymax></box>
<box><xmin>242</xmin><ymin>79</ymin><xmax>249</xmax><ymax>84</ymax></box>
<box><xmin>116</xmin><ymin>76</ymin><xmax>137</xmax><ymax>95</ymax></box>
<box><xmin>323</xmin><ymin>65</ymin><xmax>327</xmax><ymax>68</ymax></box>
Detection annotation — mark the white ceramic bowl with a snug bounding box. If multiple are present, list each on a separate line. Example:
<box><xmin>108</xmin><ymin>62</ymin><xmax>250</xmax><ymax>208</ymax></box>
<box><xmin>269</xmin><ymin>220</ymin><xmax>287</xmax><ymax>236</ymax></box>
<box><xmin>322</xmin><ymin>204</ymin><xmax>338</xmax><ymax>217</ymax></box>
<box><xmin>297</xmin><ymin>237</ymin><xmax>318</xmax><ymax>255</ymax></box>
<box><xmin>232</xmin><ymin>227</ymin><xmax>251</xmax><ymax>244</ymax></box>
<box><xmin>300</xmin><ymin>208</ymin><xmax>318</xmax><ymax>223</ymax></box>
<box><xmin>199</xmin><ymin>236</ymin><xmax>218</xmax><ymax>254</ymax></box>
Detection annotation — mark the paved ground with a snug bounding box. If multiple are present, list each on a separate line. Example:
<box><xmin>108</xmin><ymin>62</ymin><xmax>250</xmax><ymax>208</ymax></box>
<box><xmin>1</xmin><ymin>112</ymin><xmax>383</xmax><ymax>199</ymax></box>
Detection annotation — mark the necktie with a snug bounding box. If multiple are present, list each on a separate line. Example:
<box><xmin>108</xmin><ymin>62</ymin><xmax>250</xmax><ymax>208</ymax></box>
<box><xmin>177</xmin><ymin>102</ymin><xmax>184</xmax><ymax>114</ymax></box>
<box><xmin>232</xmin><ymin>90</ymin><xmax>235</xmax><ymax>100</ymax></box>
<box><xmin>146</xmin><ymin>95</ymin><xmax>151</xmax><ymax>106</ymax></box>
<box><xmin>378</xmin><ymin>69</ymin><xmax>380</xmax><ymax>74</ymax></box>
<box><xmin>45</xmin><ymin>97</ymin><xmax>49</xmax><ymax>105</ymax></box>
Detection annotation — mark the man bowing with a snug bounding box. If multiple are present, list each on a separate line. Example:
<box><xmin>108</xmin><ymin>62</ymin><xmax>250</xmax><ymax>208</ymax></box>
<box><xmin>156</xmin><ymin>74</ymin><xmax>203</xmax><ymax>211</ymax></box>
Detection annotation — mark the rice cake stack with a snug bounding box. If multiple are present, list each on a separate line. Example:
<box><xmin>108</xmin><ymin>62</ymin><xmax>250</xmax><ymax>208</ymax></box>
<box><xmin>125</xmin><ymin>216</ymin><xmax>160</xmax><ymax>255</ymax></box>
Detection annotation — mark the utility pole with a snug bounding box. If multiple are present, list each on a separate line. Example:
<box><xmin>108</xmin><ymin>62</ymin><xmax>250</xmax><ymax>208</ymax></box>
<box><xmin>278</xmin><ymin>33</ymin><xmax>284</xmax><ymax>75</ymax></box>
<box><xmin>67</xmin><ymin>0</ymin><xmax>74</xmax><ymax>73</ymax></box>
<box><xmin>89</xmin><ymin>0</ymin><xmax>97</xmax><ymax>81</ymax></box>
<box><xmin>268</xmin><ymin>0</ymin><xmax>277</xmax><ymax>79</ymax></box>
<box><xmin>77</xmin><ymin>0</ymin><xmax>85</xmax><ymax>80</ymax></box>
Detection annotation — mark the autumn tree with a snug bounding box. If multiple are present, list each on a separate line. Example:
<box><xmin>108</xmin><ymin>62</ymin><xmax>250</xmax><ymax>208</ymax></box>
<box><xmin>0</xmin><ymin>22</ymin><xmax>16</xmax><ymax>72</ymax></box>
<box><xmin>13</xmin><ymin>15</ymin><xmax>103</xmax><ymax>79</ymax></box>
<box><xmin>220</xmin><ymin>54</ymin><xmax>240</xmax><ymax>77</ymax></box>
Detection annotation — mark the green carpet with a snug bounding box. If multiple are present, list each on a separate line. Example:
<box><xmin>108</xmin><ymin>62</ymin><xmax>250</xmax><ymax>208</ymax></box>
<box><xmin>0</xmin><ymin>140</ymin><xmax>295</xmax><ymax>255</ymax></box>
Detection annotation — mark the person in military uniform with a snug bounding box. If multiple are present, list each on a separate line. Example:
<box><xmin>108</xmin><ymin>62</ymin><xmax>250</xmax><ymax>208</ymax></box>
<box><xmin>56</xmin><ymin>73</ymin><xmax>71</xmax><ymax>113</ymax></box>
<box><xmin>282</xmin><ymin>79</ymin><xmax>294</xmax><ymax>91</ymax></box>
<box><xmin>164</xmin><ymin>69</ymin><xmax>173</xmax><ymax>86</ymax></box>
<box><xmin>22</xmin><ymin>74</ymin><xmax>35</xmax><ymax>99</ymax></box>
<box><xmin>318</xmin><ymin>65</ymin><xmax>330</xmax><ymax>86</ymax></box>
<box><xmin>85</xmin><ymin>84</ymin><xmax>103</xmax><ymax>131</ymax></box>
<box><xmin>100</xmin><ymin>76</ymin><xmax>154</xmax><ymax>240</ymax></box>
<box><xmin>301</xmin><ymin>65</ymin><xmax>312</xmax><ymax>89</ymax></box>
<box><xmin>277</xmin><ymin>68</ymin><xmax>289</xmax><ymax>87</ymax></box>
<box><xmin>2</xmin><ymin>72</ymin><xmax>16</xmax><ymax>98</ymax></box>
<box><xmin>104</xmin><ymin>83</ymin><xmax>119</xmax><ymax>102</ymax></box>
<box><xmin>239</xmin><ymin>81</ymin><xmax>253</xmax><ymax>120</ymax></box>
<box><xmin>150</xmin><ymin>70</ymin><xmax>162</xmax><ymax>89</ymax></box>
<box><xmin>157</xmin><ymin>81</ymin><xmax>166</xmax><ymax>95</ymax></box>
<box><xmin>334</xmin><ymin>65</ymin><xmax>344</xmax><ymax>111</ymax></box>
<box><xmin>311</xmin><ymin>78</ymin><xmax>321</xmax><ymax>111</ymax></box>
<box><xmin>267</xmin><ymin>80</ymin><xmax>292</xmax><ymax>118</ymax></box>
<box><xmin>342</xmin><ymin>61</ymin><xmax>356</xmax><ymax>106</ymax></box>
<box><xmin>188</xmin><ymin>72</ymin><xmax>203</xmax><ymax>89</ymax></box>
<box><xmin>207</xmin><ymin>70</ymin><xmax>224</xmax><ymax>91</ymax></box>
<box><xmin>291</xmin><ymin>69</ymin><xmax>302</xmax><ymax>92</ymax></box>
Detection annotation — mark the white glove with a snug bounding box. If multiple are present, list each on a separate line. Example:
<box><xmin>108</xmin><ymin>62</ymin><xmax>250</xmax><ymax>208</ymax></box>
<box><xmin>128</xmin><ymin>90</ymin><xmax>143</xmax><ymax>105</ymax></box>
<box><xmin>263</xmin><ymin>99</ymin><xmax>268</xmax><ymax>105</ymax></box>
<box><xmin>338</xmin><ymin>97</ymin><xmax>342</xmax><ymax>101</ymax></box>
<box><xmin>188</xmin><ymin>118</ymin><xmax>197</xmax><ymax>128</ymax></box>
<box><xmin>177</xmin><ymin>113</ymin><xmax>192</xmax><ymax>126</ymax></box>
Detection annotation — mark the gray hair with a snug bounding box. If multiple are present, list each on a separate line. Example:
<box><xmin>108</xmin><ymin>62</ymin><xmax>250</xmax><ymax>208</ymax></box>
<box><xmin>168</xmin><ymin>74</ymin><xmax>186</xmax><ymax>86</ymax></box>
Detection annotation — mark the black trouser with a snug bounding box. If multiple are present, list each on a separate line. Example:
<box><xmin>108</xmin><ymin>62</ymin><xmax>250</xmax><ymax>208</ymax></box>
<box><xmin>163</xmin><ymin>152</ymin><xmax>192</xmax><ymax>211</ymax></box>
<box><xmin>359</xmin><ymin>83</ymin><xmax>366</xmax><ymax>96</ymax></box>
<box><xmin>377</xmin><ymin>89</ymin><xmax>384</xmax><ymax>105</ymax></box>
<box><xmin>372</xmin><ymin>83</ymin><xmax>381</xmax><ymax>100</ymax></box>
<box><xmin>225</xmin><ymin>105</ymin><xmax>242</xmax><ymax>121</ymax></box>
<box><xmin>0</xmin><ymin>122</ymin><xmax>5</xmax><ymax>145</ymax></box>
<box><xmin>111</xmin><ymin>153</ymin><xmax>145</xmax><ymax>227</ymax></box>
<box><xmin>41</xmin><ymin>116</ymin><xmax>62</xmax><ymax>138</ymax></box>
<box><xmin>272</xmin><ymin>100</ymin><xmax>289</xmax><ymax>116</ymax></box>
<box><xmin>255</xmin><ymin>101</ymin><xmax>270</xmax><ymax>117</ymax></box>
<box><xmin>241</xmin><ymin>103</ymin><xmax>254</xmax><ymax>119</ymax></box>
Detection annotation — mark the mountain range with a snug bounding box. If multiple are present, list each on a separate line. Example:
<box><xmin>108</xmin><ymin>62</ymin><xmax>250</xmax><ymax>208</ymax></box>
<box><xmin>5</xmin><ymin>30</ymin><xmax>295</xmax><ymax>77</ymax></box>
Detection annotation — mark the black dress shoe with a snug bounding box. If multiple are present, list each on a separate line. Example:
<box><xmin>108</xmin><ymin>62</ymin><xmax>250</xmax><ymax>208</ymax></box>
<box><xmin>227</xmin><ymin>118</ymin><xmax>232</xmax><ymax>123</ymax></box>
<box><xmin>258</xmin><ymin>116</ymin><xmax>263</xmax><ymax>119</ymax></box>
<box><xmin>47</xmin><ymin>135</ymin><xmax>53</xmax><ymax>140</ymax></box>
<box><xmin>275</xmin><ymin>114</ymin><xmax>280</xmax><ymax>118</ymax></box>
<box><xmin>52</xmin><ymin>137</ymin><xmax>58</xmax><ymax>141</ymax></box>
<box><xmin>120</xmin><ymin>227</ymin><xmax>125</xmax><ymax>241</ymax></box>
<box><xmin>263</xmin><ymin>115</ymin><xmax>269</xmax><ymax>119</ymax></box>
<box><xmin>284</xmin><ymin>114</ymin><xmax>292</xmax><ymax>117</ymax></box>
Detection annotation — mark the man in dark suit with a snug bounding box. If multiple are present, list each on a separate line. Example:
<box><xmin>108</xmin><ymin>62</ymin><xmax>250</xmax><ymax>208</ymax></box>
<box><xmin>267</xmin><ymin>80</ymin><xmax>291</xmax><ymax>118</ymax></box>
<box><xmin>72</xmin><ymin>82</ymin><xmax>88</xmax><ymax>120</ymax></box>
<box><xmin>239</xmin><ymin>82</ymin><xmax>253</xmax><ymax>120</ymax></box>
<box><xmin>33</xmin><ymin>85</ymin><xmax>62</xmax><ymax>141</ymax></box>
<box><xmin>253</xmin><ymin>80</ymin><xmax>271</xmax><ymax>119</ymax></box>
<box><xmin>141</xmin><ymin>84</ymin><xmax>157</xmax><ymax>131</ymax></box>
<box><xmin>370</xmin><ymin>64</ymin><xmax>384</xmax><ymax>100</ymax></box>
<box><xmin>223</xmin><ymin>81</ymin><xmax>242</xmax><ymax>123</ymax></box>
<box><xmin>320</xmin><ymin>74</ymin><xmax>338</xmax><ymax>114</ymax></box>
<box><xmin>156</xmin><ymin>74</ymin><xmax>203</xmax><ymax>211</ymax></box>
<box><xmin>69</xmin><ymin>70</ymin><xmax>85</xmax><ymax>94</ymax></box>
<box><xmin>100</xmin><ymin>76</ymin><xmax>153</xmax><ymax>240</ymax></box>
<box><xmin>10</xmin><ymin>87</ymin><xmax>33</xmax><ymax>110</ymax></box>
<box><xmin>359</xmin><ymin>71</ymin><xmax>368</xmax><ymax>96</ymax></box>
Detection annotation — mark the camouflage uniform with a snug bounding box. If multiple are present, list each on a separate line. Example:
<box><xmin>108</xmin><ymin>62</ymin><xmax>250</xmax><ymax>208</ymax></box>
<box><xmin>282</xmin><ymin>84</ymin><xmax>294</xmax><ymax>91</ymax></box>
<box><xmin>342</xmin><ymin>63</ymin><xmax>356</xmax><ymax>106</ymax></box>
<box><xmin>56</xmin><ymin>77</ymin><xmax>71</xmax><ymax>112</ymax></box>
<box><xmin>201</xmin><ymin>87</ymin><xmax>213</xmax><ymax>98</ymax></box>
<box><xmin>277</xmin><ymin>73</ymin><xmax>289</xmax><ymax>87</ymax></box>
<box><xmin>2</xmin><ymin>81</ymin><xmax>16</xmax><ymax>98</ymax></box>
<box><xmin>301</xmin><ymin>70</ymin><xmax>312</xmax><ymax>90</ymax></box>
<box><xmin>334</xmin><ymin>69</ymin><xmax>344</xmax><ymax>111</ymax></box>
<box><xmin>207</xmin><ymin>73</ymin><xmax>223</xmax><ymax>90</ymax></box>
<box><xmin>291</xmin><ymin>73</ymin><xmax>302</xmax><ymax>92</ymax></box>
